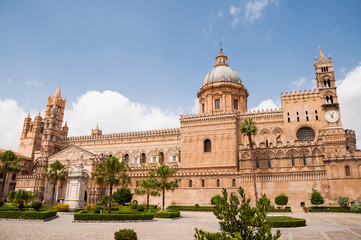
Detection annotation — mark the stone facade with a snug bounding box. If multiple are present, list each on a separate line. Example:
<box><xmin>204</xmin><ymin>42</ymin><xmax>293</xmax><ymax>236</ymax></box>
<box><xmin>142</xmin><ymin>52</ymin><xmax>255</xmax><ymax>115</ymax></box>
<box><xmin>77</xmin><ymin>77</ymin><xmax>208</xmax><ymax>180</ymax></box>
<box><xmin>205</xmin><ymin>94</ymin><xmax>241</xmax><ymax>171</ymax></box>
<box><xmin>15</xmin><ymin>48</ymin><xmax>361</xmax><ymax>210</ymax></box>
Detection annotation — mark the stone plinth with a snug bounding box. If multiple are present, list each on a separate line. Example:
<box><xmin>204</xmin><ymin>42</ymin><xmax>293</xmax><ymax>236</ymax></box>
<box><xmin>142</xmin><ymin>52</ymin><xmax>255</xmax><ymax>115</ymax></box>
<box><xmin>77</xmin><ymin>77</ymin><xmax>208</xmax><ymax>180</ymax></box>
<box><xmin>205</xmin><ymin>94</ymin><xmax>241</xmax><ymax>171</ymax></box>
<box><xmin>64</xmin><ymin>162</ymin><xmax>87</xmax><ymax>209</ymax></box>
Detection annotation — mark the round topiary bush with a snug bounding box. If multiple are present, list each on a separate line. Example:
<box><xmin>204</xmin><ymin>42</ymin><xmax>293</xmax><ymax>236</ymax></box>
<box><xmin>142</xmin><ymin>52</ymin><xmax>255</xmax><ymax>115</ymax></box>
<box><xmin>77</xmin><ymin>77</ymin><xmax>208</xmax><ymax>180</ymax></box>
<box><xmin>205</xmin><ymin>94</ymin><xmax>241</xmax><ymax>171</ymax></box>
<box><xmin>275</xmin><ymin>193</ymin><xmax>288</xmax><ymax>206</ymax></box>
<box><xmin>137</xmin><ymin>205</ymin><xmax>144</xmax><ymax>212</ymax></box>
<box><xmin>131</xmin><ymin>203</ymin><xmax>138</xmax><ymax>209</ymax></box>
<box><xmin>114</xmin><ymin>229</ymin><xmax>137</xmax><ymax>240</ymax></box>
<box><xmin>31</xmin><ymin>201</ymin><xmax>42</xmax><ymax>211</ymax></box>
<box><xmin>195</xmin><ymin>203</ymin><xmax>200</xmax><ymax>208</ymax></box>
<box><xmin>95</xmin><ymin>206</ymin><xmax>103</xmax><ymax>214</ymax></box>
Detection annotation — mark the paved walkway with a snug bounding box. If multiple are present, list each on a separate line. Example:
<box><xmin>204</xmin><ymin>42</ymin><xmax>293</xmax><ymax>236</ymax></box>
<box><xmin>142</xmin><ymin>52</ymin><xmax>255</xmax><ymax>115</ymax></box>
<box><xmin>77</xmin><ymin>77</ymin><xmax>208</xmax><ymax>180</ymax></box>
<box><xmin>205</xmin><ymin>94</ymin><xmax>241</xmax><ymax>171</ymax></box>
<box><xmin>1</xmin><ymin>212</ymin><xmax>361</xmax><ymax>240</ymax></box>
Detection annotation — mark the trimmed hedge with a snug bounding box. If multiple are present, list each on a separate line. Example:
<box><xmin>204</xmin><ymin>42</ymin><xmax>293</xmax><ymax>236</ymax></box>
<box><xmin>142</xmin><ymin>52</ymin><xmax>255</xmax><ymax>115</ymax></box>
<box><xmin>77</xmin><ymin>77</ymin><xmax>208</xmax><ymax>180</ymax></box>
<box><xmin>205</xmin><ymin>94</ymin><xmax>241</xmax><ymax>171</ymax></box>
<box><xmin>153</xmin><ymin>211</ymin><xmax>180</xmax><ymax>218</ymax></box>
<box><xmin>269</xmin><ymin>206</ymin><xmax>292</xmax><ymax>212</ymax></box>
<box><xmin>74</xmin><ymin>211</ymin><xmax>154</xmax><ymax>221</ymax></box>
<box><xmin>0</xmin><ymin>210</ymin><xmax>57</xmax><ymax>220</ymax></box>
<box><xmin>167</xmin><ymin>206</ymin><xmax>214</xmax><ymax>212</ymax></box>
<box><xmin>308</xmin><ymin>206</ymin><xmax>361</xmax><ymax>213</ymax></box>
<box><xmin>266</xmin><ymin>216</ymin><xmax>306</xmax><ymax>228</ymax></box>
<box><xmin>103</xmin><ymin>207</ymin><xmax>119</xmax><ymax>211</ymax></box>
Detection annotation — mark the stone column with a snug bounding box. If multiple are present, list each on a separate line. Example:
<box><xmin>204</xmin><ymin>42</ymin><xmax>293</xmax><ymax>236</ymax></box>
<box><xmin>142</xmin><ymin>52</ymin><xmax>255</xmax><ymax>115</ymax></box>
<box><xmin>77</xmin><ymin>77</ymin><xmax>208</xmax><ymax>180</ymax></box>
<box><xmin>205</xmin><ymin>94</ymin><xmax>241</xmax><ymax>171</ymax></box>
<box><xmin>64</xmin><ymin>162</ymin><xmax>87</xmax><ymax>209</ymax></box>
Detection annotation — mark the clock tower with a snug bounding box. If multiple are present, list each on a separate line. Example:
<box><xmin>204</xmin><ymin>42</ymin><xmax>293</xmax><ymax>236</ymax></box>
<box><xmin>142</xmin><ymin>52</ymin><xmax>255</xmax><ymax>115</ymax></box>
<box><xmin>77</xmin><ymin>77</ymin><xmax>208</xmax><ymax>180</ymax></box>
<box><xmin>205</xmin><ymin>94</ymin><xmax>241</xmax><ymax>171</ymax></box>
<box><xmin>314</xmin><ymin>48</ymin><xmax>342</xmax><ymax>128</ymax></box>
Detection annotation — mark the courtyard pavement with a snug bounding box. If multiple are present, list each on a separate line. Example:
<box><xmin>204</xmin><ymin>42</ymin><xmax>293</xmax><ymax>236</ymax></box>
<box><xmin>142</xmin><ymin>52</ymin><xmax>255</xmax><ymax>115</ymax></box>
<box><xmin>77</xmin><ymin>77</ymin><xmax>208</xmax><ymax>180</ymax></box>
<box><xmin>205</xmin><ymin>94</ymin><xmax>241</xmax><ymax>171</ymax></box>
<box><xmin>0</xmin><ymin>211</ymin><xmax>361</xmax><ymax>240</ymax></box>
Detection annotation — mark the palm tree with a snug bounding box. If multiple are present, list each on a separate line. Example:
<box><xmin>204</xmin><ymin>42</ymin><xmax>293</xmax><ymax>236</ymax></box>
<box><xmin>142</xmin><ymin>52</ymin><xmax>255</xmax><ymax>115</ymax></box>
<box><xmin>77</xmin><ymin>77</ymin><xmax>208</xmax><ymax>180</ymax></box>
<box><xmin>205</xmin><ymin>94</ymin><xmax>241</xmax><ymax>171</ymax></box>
<box><xmin>43</xmin><ymin>160</ymin><xmax>68</xmax><ymax>205</ymax></box>
<box><xmin>134</xmin><ymin>170</ymin><xmax>160</xmax><ymax>209</ymax></box>
<box><xmin>240</xmin><ymin>117</ymin><xmax>258</xmax><ymax>201</ymax></box>
<box><xmin>0</xmin><ymin>150</ymin><xmax>21</xmax><ymax>201</ymax></box>
<box><xmin>92</xmin><ymin>156</ymin><xmax>130</xmax><ymax>213</ymax></box>
<box><xmin>7</xmin><ymin>190</ymin><xmax>37</xmax><ymax>210</ymax></box>
<box><xmin>155</xmin><ymin>165</ymin><xmax>179</xmax><ymax>210</ymax></box>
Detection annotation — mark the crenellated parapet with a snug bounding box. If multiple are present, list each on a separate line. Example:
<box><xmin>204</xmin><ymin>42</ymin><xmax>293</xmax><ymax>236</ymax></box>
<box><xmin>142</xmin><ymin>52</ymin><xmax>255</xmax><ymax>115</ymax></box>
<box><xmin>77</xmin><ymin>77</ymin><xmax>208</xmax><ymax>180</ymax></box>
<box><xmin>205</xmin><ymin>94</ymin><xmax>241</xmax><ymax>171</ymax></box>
<box><xmin>63</xmin><ymin>128</ymin><xmax>181</xmax><ymax>143</ymax></box>
<box><xmin>281</xmin><ymin>89</ymin><xmax>319</xmax><ymax>100</ymax></box>
<box><xmin>240</xmin><ymin>109</ymin><xmax>283</xmax><ymax>123</ymax></box>
<box><xmin>180</xmin><ymin>111</ymin><xmax>238</xmax><ymax>124</ymax></box>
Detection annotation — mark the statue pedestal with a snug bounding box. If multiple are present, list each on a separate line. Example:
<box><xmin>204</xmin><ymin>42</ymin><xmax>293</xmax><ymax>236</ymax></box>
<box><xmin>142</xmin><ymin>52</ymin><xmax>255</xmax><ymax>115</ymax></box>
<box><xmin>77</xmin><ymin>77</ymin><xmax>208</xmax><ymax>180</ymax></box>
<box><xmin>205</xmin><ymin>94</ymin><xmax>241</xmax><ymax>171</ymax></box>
<box><xmin>64</xmin><ymin>162</ymin><xmax>87</xmax><ymax>209</ymax></box>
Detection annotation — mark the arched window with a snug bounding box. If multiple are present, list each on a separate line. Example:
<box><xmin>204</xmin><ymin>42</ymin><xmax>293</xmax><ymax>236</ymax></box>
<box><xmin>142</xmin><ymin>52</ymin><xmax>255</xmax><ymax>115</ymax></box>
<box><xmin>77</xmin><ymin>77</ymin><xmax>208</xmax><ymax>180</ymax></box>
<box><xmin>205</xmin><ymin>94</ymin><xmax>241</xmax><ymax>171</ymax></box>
<box><xmin>327</xmin><ymin>79</ymin><xmax>331</xmax><ymax>87</ymax></box>
<box><xmin>217</xmin><ymin>179</ymin><xmax>220</xmax><ymax>187</ymax></box>
<box><xmin>232</xmin><ymin>179</ymin><xmax>236</xmax><ymax>187</ymax></box>
<box><xmin>202</xmin><ymin>179</ymin><xmax>205</xmax><ymax>187</ymax></box>
<box><xmin>303</xmin><ymin>156</ymin><xmax>307</xmax><ymax>166</ymax></box>
<box><xmin>189</xmin><ymin>180</ymin><xmax>192</xmax><ymax>188</ymax></box>
<box><xmin>141</xmin><ymin>153</ymin><xmax>146</xmax><ymax>164</ymax></box>
<box><xmin>296</xmin><ymin>127</ymin><xmax>315</xmax><ymax>142</ymax></box>
<box><xmin>204</xmin><ymin>139</ymin><xmax>211</xmax><ymax>152</ymax></box>
<box><xmin>291</xmin><ymin>155</ymin><xmax>295</xmax><ymax>167</ymax></box>
<box><xmin>345</xmin><ymin>166</ymin><xmax>351</xmax><ymax>177</ymax></box>
<box><xmin>268</xmin><ymin>157</ymin><xmax>271</xmax><ymax>168</ymax></box>
<box><xmin>256</xmin><ymin>157</ymin><xmax>260</xmax><ymax>169</ymax></box>
<box><xmin>124</xmin><ymin>154</ymin><xmax>129</xmax><ymax>164</ymax></box>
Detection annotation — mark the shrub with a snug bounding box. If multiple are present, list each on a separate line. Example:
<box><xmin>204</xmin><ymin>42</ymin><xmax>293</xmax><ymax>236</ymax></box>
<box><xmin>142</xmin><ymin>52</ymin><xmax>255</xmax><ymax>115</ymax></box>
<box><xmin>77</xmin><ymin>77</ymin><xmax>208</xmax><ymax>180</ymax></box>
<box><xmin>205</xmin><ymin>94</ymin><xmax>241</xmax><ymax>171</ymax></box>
<box><xmin>31</xmin><ymin>201</ymin><xmax>42</xmax><ymax>211</ymax></box>
<box><xmin>170</xmin><ymin>200</ymin><xmax>177</xmax><ymax>206</ymax></box>
<box><xmin>351</xmin><ymin>203</ymin><xmax>361</xmax><ymax>212</ymax></box>
<box><xmin>112</xmin><ymin>188</ymin><xmax>133</xmax><ymax>205</ymax></box>
<box><xmin>52</xmin><ymin>203</ymin><xmax>70</xmax><ymax>212</ymax></box>
<box><xmin>97</xmin><ymin>195</ymin><xmax>111</xmax><ymax>206</ymax></box>
<box><xmin>137</xmin><ymin>205</ymin><xmax>144</xmax><ymax>212</ymax></box>
<box><xmin>74</xmin><ymin>211</ymin><xmax>154</xmax><ymax>221</ymax></box>
<box><xmin>167</xmin><ymin>206</ymin><xmax>214</xmax><ymax>212</ymax></box>
<box><xmin>275</xmin><ymin>192</ymin><xmax>288</xmax><ymax>206</ymax></box>
<box><xmin>85</xmin><ymin>203</ymin><xmax>95</xmax><ymax>211</ymax></box>
<box><xmin>337</xmin><ymin>196</ymin><xmax>349</xmax><ymax>209</ymax></box>
<box><xmin>153</xmin><ymin>211</ymin><xmax>180</xmax><ymax>218</ymax></box>
<box><xmin>95</xmin><ymin>206</ymin><xmax>103</xmax><ymax>214</ymax></box>
<box><xmin>0</xmin><ymin>201</ymin><xmax>3</xmax><ymax>207</ymax></box>
<box><xmin>131</xmin><ymin>203</ymin><xmax>138</xmax><ymax>209</ymax></box>
<box><xmin>194</xmin><ymin>203</ymin><xmax>200</xmax><ymax>208</ymax></box>
<box><xmin>0</xmin><ymin>210</ymin><xmax>57</xmax><ymax>220</ymax></box>
<box><xmin>310</xmin><ymin>188</ymin><xmax>324</xmax><ymax>206</ymax></box>
<box><xmin>269</xmin><ymin>205</ymin><xmax>292</xmax><ymax>212</ymax></box>
<box><xmin>114</xmin><ymin>229</ymin><xmax>138</xmax><ymax>240</ymax></box>
<box><xmin>211</xmin><ymin>194</ymin><xmax>222</xmax><ymax>205</ymax></box>
<box><xmin>266</xmin><ymin>216</ymin><xmax>306</xmax><ymax>228</ymax></box>
<box><xmin>132</xmin><ymin>200</ymin><xmax>138</xmax><ymax>205</ymax></box>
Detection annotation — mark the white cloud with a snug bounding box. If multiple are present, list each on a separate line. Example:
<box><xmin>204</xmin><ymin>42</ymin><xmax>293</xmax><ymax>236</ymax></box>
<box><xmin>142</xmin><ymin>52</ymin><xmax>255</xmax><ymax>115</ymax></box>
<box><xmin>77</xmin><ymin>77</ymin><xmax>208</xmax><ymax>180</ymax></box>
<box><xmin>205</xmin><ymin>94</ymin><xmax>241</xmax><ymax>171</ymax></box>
<box><xmin>218</xmin><ymin>11</ymin><xmax>224</xmax><ymax>18</ymax></box>
<box><xmin>191</xmin><ymin>98</ymin><xmax>199</xmax><ymax>113</ymax></box>
<box><xmin>250</xmin><ymin>99</ymin><xmax>279</xmax><ymax>112</ymax></box>
<box><xmin>25</xmin><ymin>79</ymin><xmax>43</xmax><ymax>87</ymax></box>
<box><xmin>337</xmin><ymin>64</ymin><xmax>361</xmax><ymax>148</ymax></box>
<box><xmin>65</xmin><ymin>90</ymin><xmax>180</xmax><ymax>136</ymax></box>
<box><xmin>8</xmin><ymin>78</ymin><xmax>14</xmax><ymax>84</ymax></box>
<box><xmin>230</xmin><ymin>0</ymin><xmax>279</xmax><ymax>26</ymax></box>
<box><xmin>292</xmin><ymin>77</ymin><xmax>307</xmax><ymax>88</ymax></box>
<box><xmin>0</xmin><ymin>99</ymin><xmax>27</xmax><ymax>151</ymax></box>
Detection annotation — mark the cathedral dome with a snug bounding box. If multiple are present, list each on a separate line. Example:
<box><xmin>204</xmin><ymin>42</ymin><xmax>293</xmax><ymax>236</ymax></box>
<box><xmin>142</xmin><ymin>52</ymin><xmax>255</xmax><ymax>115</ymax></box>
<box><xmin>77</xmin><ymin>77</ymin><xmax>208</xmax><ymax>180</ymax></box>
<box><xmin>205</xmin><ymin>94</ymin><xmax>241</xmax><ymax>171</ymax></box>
<box><xmin>202</xmin><ymin>49</ymin><xmax>243</xmax><ymax>87</ymax></box>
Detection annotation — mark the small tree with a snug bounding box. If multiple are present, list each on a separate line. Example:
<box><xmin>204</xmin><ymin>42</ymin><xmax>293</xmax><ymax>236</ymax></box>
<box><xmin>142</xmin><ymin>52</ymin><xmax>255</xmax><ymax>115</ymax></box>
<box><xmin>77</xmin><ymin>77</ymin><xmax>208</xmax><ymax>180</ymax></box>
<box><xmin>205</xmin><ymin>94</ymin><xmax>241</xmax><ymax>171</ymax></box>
<box><xmin>7</xmin><ymin>190</ymin><xmax>37</xmax><ymax>210</ymax></box>
<box><xmin>92</xmin><ymin>156</ymin><xmax>130</xmax><ymax>213</ymax></box>
<box><xmin>97</xmin><ymin>195</ymin><xmax>111</xmax><ymax>206</ymax></box>
<box><xmin>310</xmin><ymin>188</ymin><xmax>324</xmax><ymax>206</ymax></box>
<box><xmin>134</xmin><ymin>170</ymin><xmax>160</xmax><ymax>209</ymax></box>
<box><xmin>43</xmin><ymin>160</ymin><xmax>68</xmax><ymax>204</ymax></box>
<box><xmin>0</xmin><ymin>150</ymin><xmax>22</xmax><ymax>201</ymax></box>
<box><xmin>194</xmin><ymin>186</ymin><xmax>281</xmax><ymax>240</ymax></box>
<box><xmin>337</xmin><ymin>196</ymin><xmax>349</xmax><ymax>209</ymax></box>
<box><xmin>275</xmin><ymin>192</ymin><xmax>288</xmax><ymax>208</ymax></box>
<box><xmin>155</xmin><ymin>165</ymin><xmax>179</xmax><ymax>210</ymax></box>
<box><xmin>112</xmin><ymin>188</ymin><xmax>133</xmax><ymax>205</ymax></box>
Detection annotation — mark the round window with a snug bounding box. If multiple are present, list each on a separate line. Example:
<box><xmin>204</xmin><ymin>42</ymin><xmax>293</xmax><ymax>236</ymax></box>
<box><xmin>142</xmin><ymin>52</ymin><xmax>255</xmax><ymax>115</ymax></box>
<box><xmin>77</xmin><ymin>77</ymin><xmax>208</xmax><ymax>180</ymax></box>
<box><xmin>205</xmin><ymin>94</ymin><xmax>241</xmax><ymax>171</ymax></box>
<box><xmin>296</xmin><ymin>127</ymin><xmax>315</xmax><ymax>142</ymax></box>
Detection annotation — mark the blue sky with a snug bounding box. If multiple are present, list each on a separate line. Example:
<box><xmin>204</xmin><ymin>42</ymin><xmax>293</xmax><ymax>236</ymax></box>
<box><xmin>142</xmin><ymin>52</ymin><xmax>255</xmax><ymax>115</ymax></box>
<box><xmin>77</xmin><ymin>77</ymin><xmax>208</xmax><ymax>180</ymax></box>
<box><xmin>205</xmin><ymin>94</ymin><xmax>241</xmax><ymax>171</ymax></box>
<box><xmin>1</xmin><ymin>0</ymin><xmax>361</xmax><ymax>150</ymax></box>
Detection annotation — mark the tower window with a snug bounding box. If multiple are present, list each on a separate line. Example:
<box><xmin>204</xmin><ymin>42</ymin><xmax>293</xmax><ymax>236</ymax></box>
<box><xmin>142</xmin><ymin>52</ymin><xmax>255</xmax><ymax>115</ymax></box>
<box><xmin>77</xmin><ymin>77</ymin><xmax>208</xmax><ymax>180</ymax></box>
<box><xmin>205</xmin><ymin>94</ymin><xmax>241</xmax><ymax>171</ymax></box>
<box><xmin>204</xmin><ymin>139</ymin><xmax>211</xmax><ymax>152</ymax></box>
<box><xmin>202</xmin><ymin>103</ymin><xmax>205</xmax><ymax>113</ymax></box>
<box><xmin>315</xmin><ymin>110</ymin><xmax>318</xmax><ymax>114</ymax></box>
<box><xmin>297</xmin><ymin>112</ymin><xmax>299</xmax><ymax>115</ymax></box>
<box><xmin>215</xmin><ymin>99</ymin><xmax>220</xmax><ymax>110</ymax></box>
<box><xmin>287</xmin><ymin>112</ymin><xmax>290</xmax><ymax>116</ymax></box>
<box><xmin>316</xmin><ymin>115</ymin><xmax>319</xmax><ymax>120</ymax></box>
<box><xmin>232</xmin><ymin>179</ymin><xmax>236</xmax><ymax>187</ymax></box>
<box><xmin>288</xmin><ymin>117</ymin><xmax>290</xmax><ymax>123</ymax></box>
<box><xmin>217</xmin><ymin>179</ymin><xmax>220</xmax><ymax>187</ymax></box>
<box><xmin>233</xmin><ymin>100</ymin><xmax>238</xmax><ymax>110</ymax></box>
<box><xmin>189</xmin><ymin>180</ymin><xmax>192</xmax><ymax>187</ymax></box>
<box><xmin>202</xmin><ymin>179</ymin><xmax>205</xmax><ymax>187</ymax></box>
<box><xmin>268</xmin><ymin>157</ymin><xmax>271</xmax><ymax>168</ymax></box>
<box><xmin>306</xmin><ymin>111</ymin><xmax>308</xmax><ymax>115</ymax></box>
<box><xmin>306</xmin><ymin>116</ymin><xmax>309</xmax><ymax>121</ymax></box>
<box><xmin>303</xmin><ymin>156</ymin><xmax>307</xmax><ymax>166</ymax></box>
<box><xmin>345</xmin><ymin>166</ymin><xmax>351</xmax><ymax>177</ymax></box>
<box><xmin>256</xmin><ymin>157</ymin><xmax>260</xmax><ymax>169</ymax></box>
<box><xmin>291</xmin><ymin>156</ymin><xmax>295</xmax><ymax>167</ymax></box>
<box><xmin>297</xmin><ymin>117</ymin><xmax>299</xmax><ymax>122</ymax></box>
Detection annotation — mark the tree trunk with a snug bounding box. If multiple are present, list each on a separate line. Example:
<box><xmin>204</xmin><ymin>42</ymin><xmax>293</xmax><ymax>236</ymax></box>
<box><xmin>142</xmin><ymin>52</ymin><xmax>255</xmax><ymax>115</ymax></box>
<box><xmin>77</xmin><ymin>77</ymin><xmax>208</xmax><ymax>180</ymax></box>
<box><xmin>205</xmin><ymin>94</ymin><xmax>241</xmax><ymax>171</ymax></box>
<box><xmin>162</xmin><ymin>187</ymin><xmax>165</xmax><ymax>210</ymax></box>
<box><xmin>108</xmin><ymin>184</ymin><xmax>112</xmax><ymax>214</ymax></box>
<box><xmin>51</xmin><ymin>181</ymin><xmax>56</xmax><ymax>205</ymax></box>
<box><xmin>248</xmin><ymin>134</ymin><xmax>258</xmax><ymax>202</ymax></box>
<box><xmin>0</xmin><ymin>171</ymin><xmax>7</xmax><ymax>201</ymax></box>
<box><xmin>147</xmin><ymin>194</ymin><xmax>149</xmax><ymax>209</ymax></box>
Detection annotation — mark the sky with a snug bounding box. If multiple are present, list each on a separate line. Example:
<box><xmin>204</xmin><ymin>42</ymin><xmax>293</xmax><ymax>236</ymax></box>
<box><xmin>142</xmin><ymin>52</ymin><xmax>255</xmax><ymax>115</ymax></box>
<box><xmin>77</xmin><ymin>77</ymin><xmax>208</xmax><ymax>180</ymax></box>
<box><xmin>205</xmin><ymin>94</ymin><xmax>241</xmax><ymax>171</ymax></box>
<box><xmin>1</xmin><ymin>0</ymin><xmax>361</xmax><ymax>151</ymax></box>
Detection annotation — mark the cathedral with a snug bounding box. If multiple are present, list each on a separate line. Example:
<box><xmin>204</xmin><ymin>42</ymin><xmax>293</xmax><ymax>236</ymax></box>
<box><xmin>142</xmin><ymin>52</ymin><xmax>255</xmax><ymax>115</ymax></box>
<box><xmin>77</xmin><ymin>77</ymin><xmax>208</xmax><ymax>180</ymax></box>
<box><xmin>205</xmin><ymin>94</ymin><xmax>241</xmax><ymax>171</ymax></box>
<box><xmin>15</xmin><ymin>48</ymin><xmax>361</xmax><ymax>210</ymax></box>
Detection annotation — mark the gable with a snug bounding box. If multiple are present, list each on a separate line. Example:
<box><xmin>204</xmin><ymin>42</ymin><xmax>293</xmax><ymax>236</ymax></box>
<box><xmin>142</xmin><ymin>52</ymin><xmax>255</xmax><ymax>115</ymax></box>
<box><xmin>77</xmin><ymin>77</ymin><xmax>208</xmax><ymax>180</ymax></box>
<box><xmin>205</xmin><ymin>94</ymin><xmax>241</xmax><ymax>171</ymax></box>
<box><xmin>48</xmin><ymin>144</ymin><xmax>97</xmax><ymax>162</ymax></box>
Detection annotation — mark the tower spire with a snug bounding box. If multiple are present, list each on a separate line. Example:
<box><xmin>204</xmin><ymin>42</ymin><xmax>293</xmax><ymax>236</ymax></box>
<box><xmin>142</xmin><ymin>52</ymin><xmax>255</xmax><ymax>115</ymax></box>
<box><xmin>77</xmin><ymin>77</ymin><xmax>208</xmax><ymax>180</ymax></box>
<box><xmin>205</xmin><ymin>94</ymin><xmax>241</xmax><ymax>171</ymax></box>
<box><xmin>319</xmin><ymin>46</ymin><xmax>325</xmax><ymax>60</ymax></box>
<box><xmin>54</xmin><ymin>83</ymin><xmax>62</xmax><ymax>99</ymax></box>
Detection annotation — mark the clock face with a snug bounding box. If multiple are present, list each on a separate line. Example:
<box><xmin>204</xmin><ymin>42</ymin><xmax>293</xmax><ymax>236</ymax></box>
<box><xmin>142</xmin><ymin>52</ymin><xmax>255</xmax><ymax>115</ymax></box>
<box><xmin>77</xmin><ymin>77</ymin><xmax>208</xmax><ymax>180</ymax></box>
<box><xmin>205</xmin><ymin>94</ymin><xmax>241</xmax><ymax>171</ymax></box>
<box><xmin>325</xmin><ymin>110</ymin><xmax>339</xmax><ymax>123</ymax></box>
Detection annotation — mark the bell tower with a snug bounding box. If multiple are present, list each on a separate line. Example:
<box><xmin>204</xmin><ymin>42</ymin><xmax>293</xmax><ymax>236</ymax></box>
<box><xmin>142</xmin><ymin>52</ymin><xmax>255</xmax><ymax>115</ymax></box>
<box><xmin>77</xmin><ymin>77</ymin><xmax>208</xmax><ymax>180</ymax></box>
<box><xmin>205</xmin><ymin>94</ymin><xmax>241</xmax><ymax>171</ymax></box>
<box><xmin>40</xmin><ymin>85</ymin><xmax>66</xmax><ymax>157</ymax></box>
<box><xmin>314</xmin><ymin>48</ymin><xmax>342</xmax><ymax>128</ymax></box>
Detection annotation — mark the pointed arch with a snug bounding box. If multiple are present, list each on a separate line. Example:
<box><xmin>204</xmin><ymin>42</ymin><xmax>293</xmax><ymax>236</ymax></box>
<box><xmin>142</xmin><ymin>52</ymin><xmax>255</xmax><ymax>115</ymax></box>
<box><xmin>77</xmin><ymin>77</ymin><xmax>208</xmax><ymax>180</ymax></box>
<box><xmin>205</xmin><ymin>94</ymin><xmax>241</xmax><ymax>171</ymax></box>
<box><xmin>241</xmin><ymin>152</ymin><xmax>250</xmax><ymax>160</ymax></box>
<box><xmin>299</xmin><ymin>148</ymin><xmax>310</xmax><ymax>156</ymax></box>
<box><xmin>312</xmin><ymin>147</ymin><xmax>322</xmax><ymax>156</ymax></box>
<box><xmin>286</xmin><ymin>149</ymin><xmax>298</xmax><ymax>157</ymax></box>
<box><xmin>276</xmin><ymin>150</ymin><xmax>285</xmax><ymax>158</ymax></box>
